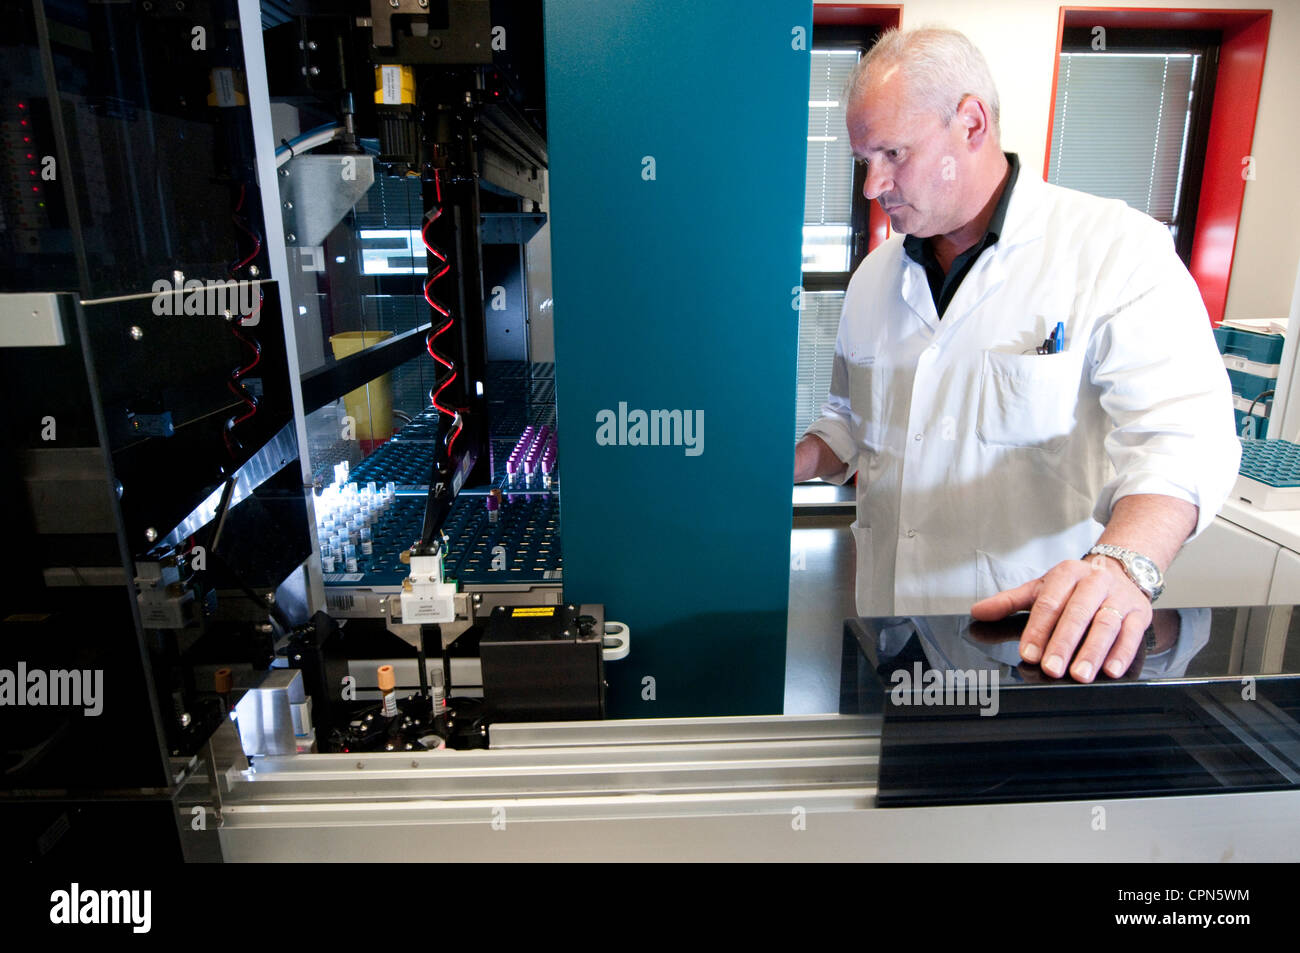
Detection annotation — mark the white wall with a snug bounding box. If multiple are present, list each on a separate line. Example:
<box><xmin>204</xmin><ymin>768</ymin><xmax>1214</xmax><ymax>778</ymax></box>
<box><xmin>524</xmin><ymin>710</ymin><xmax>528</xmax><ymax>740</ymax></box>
<box><xmin>819</xmin><ymin>0</ymin><xmax>1300</xmax><ymax>321</ymax></box>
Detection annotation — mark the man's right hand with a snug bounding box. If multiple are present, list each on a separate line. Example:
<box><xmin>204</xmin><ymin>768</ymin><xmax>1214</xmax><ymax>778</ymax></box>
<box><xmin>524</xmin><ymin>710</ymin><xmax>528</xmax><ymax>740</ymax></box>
<box><xmin>794</xmin><ymin>434</ymin><xmax>841</xmax><ymax>483</ymax></box>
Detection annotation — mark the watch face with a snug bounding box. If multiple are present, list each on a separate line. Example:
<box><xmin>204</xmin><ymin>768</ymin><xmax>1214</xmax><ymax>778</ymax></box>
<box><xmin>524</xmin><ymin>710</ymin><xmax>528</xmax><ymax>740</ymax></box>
<box><xmin>1129</xmin><ymin>555</ymin><xmax>1161</xmax><ymax>590</ymax></box>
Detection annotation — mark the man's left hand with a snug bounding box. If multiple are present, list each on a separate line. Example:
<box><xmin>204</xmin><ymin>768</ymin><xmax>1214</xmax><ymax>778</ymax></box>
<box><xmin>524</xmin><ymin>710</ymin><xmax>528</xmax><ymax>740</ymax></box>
<box><xmin>970</xmin><ymin>555</ymin><xmax>1152</xmax><ymax>682</ymax></box>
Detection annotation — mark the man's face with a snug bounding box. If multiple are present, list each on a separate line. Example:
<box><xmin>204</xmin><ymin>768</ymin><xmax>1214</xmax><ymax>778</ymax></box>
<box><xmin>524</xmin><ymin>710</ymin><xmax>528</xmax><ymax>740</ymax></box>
<box><xmin>846</xmin><ymin>66</ymin><xmax>967</xmax><ymax>239</ymax></box>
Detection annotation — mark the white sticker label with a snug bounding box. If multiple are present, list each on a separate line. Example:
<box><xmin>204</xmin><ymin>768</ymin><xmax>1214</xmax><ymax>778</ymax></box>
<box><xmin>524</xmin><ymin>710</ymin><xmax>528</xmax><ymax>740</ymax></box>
<box><xmin>381</xmin><ymin>66</ymin><xmax>403</xmax><ymax>105</ymax></box>
<box><xmin>213</xmin><ymin>68</ymin><xmax>237</xmax><ymax>107</ymax></box>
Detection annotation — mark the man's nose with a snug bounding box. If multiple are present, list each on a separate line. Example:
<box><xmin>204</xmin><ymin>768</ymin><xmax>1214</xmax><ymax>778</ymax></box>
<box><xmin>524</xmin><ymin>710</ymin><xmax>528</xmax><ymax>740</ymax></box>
<box><xmin>862</xmin><ymin>166</ymin><xmax>890</xmax><ymax>201</ymax></box>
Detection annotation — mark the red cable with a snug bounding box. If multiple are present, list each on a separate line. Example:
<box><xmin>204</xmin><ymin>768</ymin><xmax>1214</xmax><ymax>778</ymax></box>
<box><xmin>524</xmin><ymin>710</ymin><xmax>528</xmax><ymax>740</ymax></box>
<box><xmin>222</xmin><ymin>322</ymin><xmax>262</xmax><ymax>457</ymax></box>
<box><xmin>422</xmin><ymin>169</ymin><xmax>466</xmax><ymax>457</ymax></box>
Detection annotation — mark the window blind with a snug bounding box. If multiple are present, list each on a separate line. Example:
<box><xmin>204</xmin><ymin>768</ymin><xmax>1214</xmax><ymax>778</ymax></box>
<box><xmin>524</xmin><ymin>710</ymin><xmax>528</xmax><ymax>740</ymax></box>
<box><xmin>795</xmin><ymin>291</ymin><xmax>845</xmax><ymax>444</ymax></box>
<box><xmin>1049</xmin><ymin>52</ymin><xmax>1198</xmax><ymax>224</ymax></box>
<box><xmin>803</xmin><ymin>50</ymin><xmax>860</xmax><ymax>272</ymax></box>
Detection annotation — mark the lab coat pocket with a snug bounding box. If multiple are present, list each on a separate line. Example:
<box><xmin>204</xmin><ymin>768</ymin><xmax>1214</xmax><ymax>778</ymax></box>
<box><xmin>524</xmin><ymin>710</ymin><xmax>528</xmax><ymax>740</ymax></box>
<box><xmin>846</xmin><ymin>356</ymin><xmax>883</xmax><ymax>451</ymax></box>
<box><xmin>975</xmin><ymin>549</ymin><xmax>1042</xmax><ymax>602</ymax></box>
<box><xmin>976</xmin><ymin>349</ymin><xmax>1084</xmax><ymax>452</ymax></box>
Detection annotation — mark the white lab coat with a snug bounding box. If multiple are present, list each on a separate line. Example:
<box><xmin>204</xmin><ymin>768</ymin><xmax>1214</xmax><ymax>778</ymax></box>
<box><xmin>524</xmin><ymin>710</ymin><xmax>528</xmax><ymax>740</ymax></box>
<box><xmin>804</xmin><ymin>172</ymin><xmax>1241</xmax><ymax>616</ymax></box>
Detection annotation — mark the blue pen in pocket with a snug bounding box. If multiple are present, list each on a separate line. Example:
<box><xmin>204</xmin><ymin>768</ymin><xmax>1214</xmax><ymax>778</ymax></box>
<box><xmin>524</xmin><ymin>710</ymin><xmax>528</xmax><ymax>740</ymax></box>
<box><xmin>1054</xmin><ymin>321</ymin><xmax>1064</xmax><ymax>353</ymax></box>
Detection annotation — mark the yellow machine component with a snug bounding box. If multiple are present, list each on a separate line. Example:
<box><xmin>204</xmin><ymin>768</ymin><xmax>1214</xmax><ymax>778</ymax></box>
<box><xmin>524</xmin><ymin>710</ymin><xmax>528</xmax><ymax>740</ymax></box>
<box><xmin>374</xmin><ymin>65</ymin><xmax>416</xmax><ymax>105</ymax></box>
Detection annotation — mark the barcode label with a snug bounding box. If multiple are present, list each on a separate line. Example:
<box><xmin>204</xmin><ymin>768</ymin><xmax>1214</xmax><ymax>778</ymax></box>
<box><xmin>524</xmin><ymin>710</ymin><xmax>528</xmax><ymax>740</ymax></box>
<box><xmin>382</xmin><ymin>66</ymin><xmax>402</xmax><ymax>104</ymax></box>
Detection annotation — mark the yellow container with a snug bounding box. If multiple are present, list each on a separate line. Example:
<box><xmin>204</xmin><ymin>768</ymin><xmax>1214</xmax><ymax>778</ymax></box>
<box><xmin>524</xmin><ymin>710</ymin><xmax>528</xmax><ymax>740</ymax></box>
<box><xmin>329</xmin><ymin>330</ymin><xmax>394</xmax><ymax>447</ymax></box>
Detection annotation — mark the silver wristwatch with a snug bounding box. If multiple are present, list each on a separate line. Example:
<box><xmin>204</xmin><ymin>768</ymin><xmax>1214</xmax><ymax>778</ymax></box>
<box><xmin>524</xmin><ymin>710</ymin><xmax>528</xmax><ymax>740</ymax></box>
<box><xmin>1086</xmin><ymin>544</ymin><xmax>1164</xmax><ymax>602</ymax></box>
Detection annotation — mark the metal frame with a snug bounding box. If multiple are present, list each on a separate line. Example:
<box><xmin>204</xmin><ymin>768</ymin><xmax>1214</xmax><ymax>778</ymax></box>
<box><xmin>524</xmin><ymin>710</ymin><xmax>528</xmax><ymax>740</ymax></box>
<box><xmin>216</xmin><ymin>713</ymin><xmax>1300</xmax><ymax>861</ymax></box>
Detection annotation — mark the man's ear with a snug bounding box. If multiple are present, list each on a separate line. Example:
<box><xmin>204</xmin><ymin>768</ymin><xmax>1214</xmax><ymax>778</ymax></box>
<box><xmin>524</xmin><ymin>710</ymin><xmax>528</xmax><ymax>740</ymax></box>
<box><xmin>955</xmin><ymin>94</ymin><xmax>992</xmax><ymax>148</ymax></box>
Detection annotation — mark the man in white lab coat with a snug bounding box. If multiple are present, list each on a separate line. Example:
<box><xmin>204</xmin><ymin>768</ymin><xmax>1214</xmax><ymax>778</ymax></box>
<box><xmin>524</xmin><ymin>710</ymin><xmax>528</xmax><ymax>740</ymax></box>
<box><xmin>794</xmin><ymin>27</ymin><xmax>1240</xmax><ymax>683</ymax></box>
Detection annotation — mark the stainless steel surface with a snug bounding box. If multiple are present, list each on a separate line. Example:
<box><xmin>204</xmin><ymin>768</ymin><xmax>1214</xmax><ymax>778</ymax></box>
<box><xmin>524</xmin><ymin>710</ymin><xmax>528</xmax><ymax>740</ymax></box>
<box><xmin>21</xmin><ymin>447</ymin><xmax>119</xmax><ymax>535</ymax></box>
<box><xmin>233</xmin><ymin>669</ymin><xmax>308</xmax><ymax>757</ymax></box>
<box><xmin>42</xmin><ymin>566</ymin><xmax>129</xmax><ymax>587</ymax></box>
<box><xmin>237</xmin><ymin>0</ymin><xmax>326</xmax><ymax>617</ymax></box>
<box><xmin>216</xmin><ymin>711</ymin><xmax>1300</xmax><ymax>861</ymax></box>
<box><xmin>786</xmin><ymin>522</ymin><xmax>857</xmax><ymax>714</ymax></box>
<box><xmin>159</xmin><ymin>423</ymin><xmax>299</xmax><ymax>549</ymax></box>
<box><xmin>0</xmin><ymin>292</ymin><xmax>67</xmax><ymax>347</ymax></box>
<box><xmin>279</xmin><ymin>155</ymin><xmax>375</xmax><ymax>248</ymax></box>
<box><xmin>490</xmin><ymin>714</ymin><xmax>878</xmax><ymax>748</ymax></box>
<box><xmin>220</xmin><ymin>786</ymin><xmax>1300</xmax><ymax>862</ymax></box>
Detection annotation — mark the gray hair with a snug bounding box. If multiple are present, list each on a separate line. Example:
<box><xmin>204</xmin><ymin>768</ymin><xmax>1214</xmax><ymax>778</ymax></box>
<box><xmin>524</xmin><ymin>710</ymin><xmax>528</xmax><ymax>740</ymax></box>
<box><xmin>847</xmin><ymin>27</ymin><xmax>1001</xmax><ymax>137</ymax></box>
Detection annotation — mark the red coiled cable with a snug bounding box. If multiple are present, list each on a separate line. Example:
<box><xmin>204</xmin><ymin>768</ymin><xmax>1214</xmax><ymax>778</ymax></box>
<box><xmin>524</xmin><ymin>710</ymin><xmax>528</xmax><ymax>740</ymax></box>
<box><xmin>421</xmin><ymin>169</ymin><xmax>465</xmax><ymax>457</ymax></box>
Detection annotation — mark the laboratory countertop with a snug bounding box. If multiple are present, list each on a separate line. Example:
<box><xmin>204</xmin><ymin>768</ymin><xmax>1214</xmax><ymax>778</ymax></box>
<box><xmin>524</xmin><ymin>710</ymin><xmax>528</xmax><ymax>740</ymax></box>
<box><xmin>1219</xmin><ymin>497</ymin><xmax>1300</xmax><ymax>553</ymax></box>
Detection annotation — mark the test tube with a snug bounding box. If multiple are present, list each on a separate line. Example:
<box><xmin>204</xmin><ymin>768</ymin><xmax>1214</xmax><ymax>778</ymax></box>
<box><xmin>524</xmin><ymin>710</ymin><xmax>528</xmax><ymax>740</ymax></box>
<box><xmin>378</xmin><ymin>665</ymin><xmax>398</xmax><ymax>718</ymax></box>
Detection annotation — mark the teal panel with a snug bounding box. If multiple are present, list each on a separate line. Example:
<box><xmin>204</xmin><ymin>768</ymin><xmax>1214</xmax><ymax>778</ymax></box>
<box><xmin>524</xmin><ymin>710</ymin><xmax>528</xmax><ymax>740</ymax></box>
<box><xmin>544</xmin><ymin>0</ymin><xmax>812</xmax><ymax>715</ymax></box>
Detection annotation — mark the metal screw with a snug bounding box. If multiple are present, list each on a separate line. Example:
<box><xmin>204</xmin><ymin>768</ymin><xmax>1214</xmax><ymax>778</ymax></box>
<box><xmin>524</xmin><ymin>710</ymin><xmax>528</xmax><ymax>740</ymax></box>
<box><xmin>286</xmin><ymin>233</ymin><xmax>296</xmax><ymax>242</ymax></box>
<box><xmin>248</xmin><ymin>265</ymin><xmax>260</xmax><ymax>277</ymax></box>
<box><xmin>309</xmin><ymin>66</ymin><xmax>320</xmax><ymax>76</ymax></box>
<box><xmin>418</xmin><ymin>0</ymin><xmax>428</xmax><ymax>6</ymax></box>
<box><xmin>307</xmin><ymin>40</ymin><xmax>318</xmax><ymax>50</ymax></box>
<box><xmin>411</xmin><ymin>760</ymin><xmax>419</xmax><ymax>768</ymax></box>
<box><xmin>129</xmin><ymin>325</ymin><xmax>144</xmax><ymax>341</ymax></box>
<box><xmin>356</xmin><ymin>761</ymin><xmax>365</xmax><ymax>769</ymax></box>
<box><xmin>431</xmin><ymin>37</ymin><xmax>442</xmax><ymax>48</ymax></box>
<box><xmin>388</xmin><ymin>0</ymin><xmax>399</xmax><ymax>6</ymax></box>
<box><xmin>283</xmin><ymin>201</ymin><xmax>293</xmax><ymax>210</ymax></box>
<box><xmin>145</xmin><ymin>527</ymin><xmax>158</xmax><ymax>542</ymax></box>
